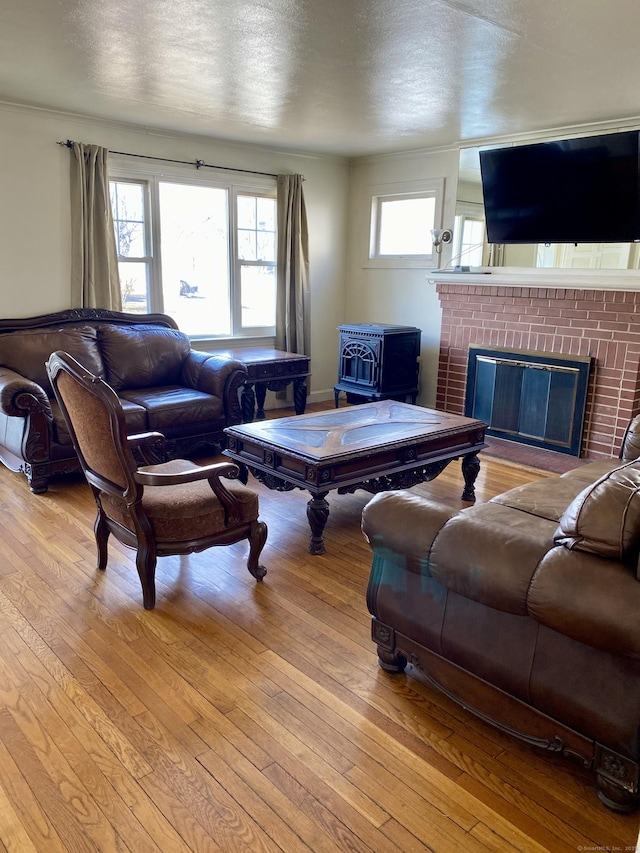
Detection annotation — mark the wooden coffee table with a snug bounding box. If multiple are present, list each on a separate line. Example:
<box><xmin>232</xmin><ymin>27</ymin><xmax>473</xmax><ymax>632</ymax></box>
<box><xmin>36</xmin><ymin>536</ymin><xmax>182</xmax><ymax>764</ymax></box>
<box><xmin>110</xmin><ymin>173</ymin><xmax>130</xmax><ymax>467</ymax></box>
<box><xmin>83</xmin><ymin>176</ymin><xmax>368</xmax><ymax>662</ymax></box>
<box><xmin>224</xmin><ymin>401</ymin><xmax>486</xmax><ymax>555</ymax></box>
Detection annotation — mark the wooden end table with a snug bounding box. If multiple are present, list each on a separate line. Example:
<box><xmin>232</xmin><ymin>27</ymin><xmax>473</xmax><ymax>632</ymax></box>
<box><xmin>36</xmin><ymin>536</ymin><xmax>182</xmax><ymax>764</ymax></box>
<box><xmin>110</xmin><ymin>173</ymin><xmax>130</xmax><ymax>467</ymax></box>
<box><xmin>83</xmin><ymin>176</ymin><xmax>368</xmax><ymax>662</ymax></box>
<box><xmin>224</xmin><ymin>401</ymin><xmax>486</xmax><ymax>555</ymax></box>
<box><xmin>214</xmin><ymin>347</ymin><xmax>310</xmax><ymax>422</ymax></box>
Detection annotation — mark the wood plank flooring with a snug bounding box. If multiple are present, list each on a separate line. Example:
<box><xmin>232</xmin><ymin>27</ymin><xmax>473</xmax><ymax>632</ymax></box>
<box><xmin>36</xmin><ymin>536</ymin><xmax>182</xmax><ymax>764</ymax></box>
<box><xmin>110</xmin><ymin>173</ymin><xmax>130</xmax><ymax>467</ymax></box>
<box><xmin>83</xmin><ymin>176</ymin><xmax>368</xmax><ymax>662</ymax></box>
<box><xmin>0</xmin><ymin>408</ymin><xmax>637</xmax><ymax>851</ymax></box>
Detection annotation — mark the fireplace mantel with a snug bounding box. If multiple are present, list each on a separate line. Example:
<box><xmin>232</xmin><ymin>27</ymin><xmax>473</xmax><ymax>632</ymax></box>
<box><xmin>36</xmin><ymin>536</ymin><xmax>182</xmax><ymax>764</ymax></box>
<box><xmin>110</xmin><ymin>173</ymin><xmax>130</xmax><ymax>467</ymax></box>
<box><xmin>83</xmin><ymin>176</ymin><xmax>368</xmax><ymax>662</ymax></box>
<box><xmin>427</xmin><ymin>267</ymin><xmax>640</xmax><ymax>291</ymax></box>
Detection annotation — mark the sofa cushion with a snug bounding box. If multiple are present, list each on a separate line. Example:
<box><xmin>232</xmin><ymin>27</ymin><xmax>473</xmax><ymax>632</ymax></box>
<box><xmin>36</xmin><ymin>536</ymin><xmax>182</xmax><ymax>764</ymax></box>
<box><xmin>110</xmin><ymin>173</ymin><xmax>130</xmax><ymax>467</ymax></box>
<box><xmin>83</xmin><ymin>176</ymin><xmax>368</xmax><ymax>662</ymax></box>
<box><xmin>490</xmin><ymin>460</ymin><xmax>622</xmax><ymax>522</ymax></box>
<box><xmin>528</xmin><ymin>546</ymin><xmax>640</xmax><ymax>658</ymax></box>
<box><xmin>554</xmin><ymin>460</ymin><xmax>640</xmax><ymax>560</ymax></box>
<box><xmin>98</xmin><ymin>324</ymin><xmax>190</xmax><ymax>390</ymax></box>
<box><xmin>119</xmin><ymin>386</ymin><xmax>223</xmax><ymax>432</ymax></box>
<box><xmin>50</xmin><ymin>399</ymin><xmax>72</xmax><ymax>445</ymax></box>
<box><xmin>0</xmin><ymin>326</ymin><xmax>105</xmax><ymax>394</ymax></box>
<box><xmin>429</xmin><ymin>502</ymin><xmax>558</xmax><ymax>615</ymax></box>
<box><xmin>491</xmin><ymin>476</ymin><xmax>593</xmax><ymax>522</ymax></box>
<box><xmin>559</xmin><ymin>458</ymin><xmax>623</xmax><ymax>484</ymax></box>
<box><xmin>117</xmin><ymin>398</ymin><xmax>149</xmax><ymax>434</ymax></box>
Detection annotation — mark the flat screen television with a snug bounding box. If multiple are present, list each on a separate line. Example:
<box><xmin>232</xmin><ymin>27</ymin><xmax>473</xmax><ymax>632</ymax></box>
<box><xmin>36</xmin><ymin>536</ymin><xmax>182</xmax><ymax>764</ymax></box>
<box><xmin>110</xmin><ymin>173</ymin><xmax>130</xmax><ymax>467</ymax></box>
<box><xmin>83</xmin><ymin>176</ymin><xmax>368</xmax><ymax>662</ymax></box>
<box><xmin>479</xmin><ymin>130</ymin><xmax>640</xmax><ymax>244</ymax></box>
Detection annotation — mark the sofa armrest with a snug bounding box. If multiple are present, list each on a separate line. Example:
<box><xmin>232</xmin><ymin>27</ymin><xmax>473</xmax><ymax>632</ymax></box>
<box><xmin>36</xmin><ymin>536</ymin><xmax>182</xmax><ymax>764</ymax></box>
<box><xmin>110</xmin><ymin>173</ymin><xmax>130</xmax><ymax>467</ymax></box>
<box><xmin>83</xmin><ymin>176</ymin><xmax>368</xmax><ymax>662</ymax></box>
<box><xmin>0</xmin><ymin>366</ymin><xmax>52</xmax><ymax>419</ymax></box>
<box><xmin>182</xmin><ymin>351</ymin><xmax>248</xmax><ymax>424</ymax></box>
<box><xmin>621</xmin><ymin>414</ymin><xmax>640</xmax><ymax>461</ymax></box>
<box><xmin>361</xmin><ymin>491</ymin><xmax>458</xmax><ymax>572</ymax></box>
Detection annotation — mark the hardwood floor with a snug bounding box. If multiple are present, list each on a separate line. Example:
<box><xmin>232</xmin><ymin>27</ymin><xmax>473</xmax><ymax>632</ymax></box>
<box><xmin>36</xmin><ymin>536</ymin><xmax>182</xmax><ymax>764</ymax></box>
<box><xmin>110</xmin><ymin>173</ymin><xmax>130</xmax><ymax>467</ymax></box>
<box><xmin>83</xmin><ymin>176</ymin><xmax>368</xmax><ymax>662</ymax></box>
<box><xmin>0</xmin><ymin>409</ymin><xmax>637</xmax><ymax>852</ymax></box>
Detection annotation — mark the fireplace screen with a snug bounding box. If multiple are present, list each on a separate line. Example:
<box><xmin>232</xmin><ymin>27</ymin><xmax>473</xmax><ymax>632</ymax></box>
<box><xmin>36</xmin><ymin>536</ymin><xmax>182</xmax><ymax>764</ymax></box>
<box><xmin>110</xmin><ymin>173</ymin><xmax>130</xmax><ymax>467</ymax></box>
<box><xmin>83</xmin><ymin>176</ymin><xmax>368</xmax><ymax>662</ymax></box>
<box><xmin>465</xmin><ymin>346</ymin><xmax>592</xmax><ymax>456</ymax></box>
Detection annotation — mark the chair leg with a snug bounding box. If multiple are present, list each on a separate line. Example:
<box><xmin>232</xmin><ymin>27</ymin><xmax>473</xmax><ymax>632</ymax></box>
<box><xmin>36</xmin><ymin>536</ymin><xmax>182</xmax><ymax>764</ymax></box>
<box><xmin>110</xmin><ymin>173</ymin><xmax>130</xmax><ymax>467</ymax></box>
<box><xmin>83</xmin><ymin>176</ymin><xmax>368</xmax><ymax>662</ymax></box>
<box><xmin>247</xmin><ymin>519</ymin><xmax>267</xmax><ymax>581</ymax></box>
<box><xmin>136</xmin><ymin>540</ymin><xmax>158</xmax><ymax>610</ymax></box>
<box><xmin>94</xmin><ymin>510</ymin><xmax>110</xmax><ymax>570</ymax></box>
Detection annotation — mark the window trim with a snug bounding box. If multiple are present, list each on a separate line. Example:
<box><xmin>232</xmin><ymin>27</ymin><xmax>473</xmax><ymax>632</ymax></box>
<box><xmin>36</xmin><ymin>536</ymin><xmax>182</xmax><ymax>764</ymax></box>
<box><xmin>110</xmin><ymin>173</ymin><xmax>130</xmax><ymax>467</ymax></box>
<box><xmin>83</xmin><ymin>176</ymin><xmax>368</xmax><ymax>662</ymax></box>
<box><xmin>109</xmin><ymin>157</ymin><xmax>277</xmax><ymax>342</ymax></box>
<box><xmin>363</xmin><ymin>178</ymin><xmax>445</xmax><ymax>269</ymax></box>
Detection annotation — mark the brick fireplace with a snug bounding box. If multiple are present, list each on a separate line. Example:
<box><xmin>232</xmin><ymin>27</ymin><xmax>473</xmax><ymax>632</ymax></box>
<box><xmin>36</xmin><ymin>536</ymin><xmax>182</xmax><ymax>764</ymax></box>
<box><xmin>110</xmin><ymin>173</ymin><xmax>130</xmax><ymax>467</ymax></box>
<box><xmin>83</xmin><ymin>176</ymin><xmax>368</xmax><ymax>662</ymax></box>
<box><xmin>435</xmin><ymin>282</ymin><xmax>640</xmax><ymax>458</ymax></box>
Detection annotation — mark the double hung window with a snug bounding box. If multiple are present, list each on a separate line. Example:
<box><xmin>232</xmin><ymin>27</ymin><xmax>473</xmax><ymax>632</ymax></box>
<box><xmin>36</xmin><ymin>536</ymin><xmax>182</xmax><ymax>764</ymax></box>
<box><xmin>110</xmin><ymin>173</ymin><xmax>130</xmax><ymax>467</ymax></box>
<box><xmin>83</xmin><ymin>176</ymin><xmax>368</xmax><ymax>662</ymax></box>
<box><xmin>109</xmin><ymin>165</ymin><xmax>277</xmax><ymax>339</ymax></box>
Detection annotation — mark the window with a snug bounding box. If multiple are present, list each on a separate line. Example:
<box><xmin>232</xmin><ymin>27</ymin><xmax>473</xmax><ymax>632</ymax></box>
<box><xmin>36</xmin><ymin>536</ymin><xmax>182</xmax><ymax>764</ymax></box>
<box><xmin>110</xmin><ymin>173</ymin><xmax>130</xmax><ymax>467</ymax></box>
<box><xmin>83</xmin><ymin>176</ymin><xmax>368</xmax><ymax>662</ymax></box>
<box><xmin>452</xmin><ymin>203</ymin><xmax>486</xmax><ymax>267</ymax></box>
<box><xmin>236</xmin><ymin>194</ymin><xmax>277</xmax><ymax>330</ymax></box>
<box><xmin>110</xmin><ymin>181</ymin><xmax>151</xmax><ymax>312</ymax></box>
<box><xmin>366</xmin><ymin>179</ymin><xmax>444</xmax><ymax>268</ymax></box>
<box><xmin>109</xmin><ymin>168</ymin><xmax>277</xmax><ymax>339</ymax></box>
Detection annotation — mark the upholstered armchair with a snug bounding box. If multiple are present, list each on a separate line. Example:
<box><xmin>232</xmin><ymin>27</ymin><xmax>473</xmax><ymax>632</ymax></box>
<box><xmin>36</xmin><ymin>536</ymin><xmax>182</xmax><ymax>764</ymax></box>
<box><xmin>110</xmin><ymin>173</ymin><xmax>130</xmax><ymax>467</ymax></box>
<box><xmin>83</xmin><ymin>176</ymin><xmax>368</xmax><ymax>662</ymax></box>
<box><xmin>46</xmin><ymin>351</ymin><xmax>267</xmax><ymax>609</ymax></box>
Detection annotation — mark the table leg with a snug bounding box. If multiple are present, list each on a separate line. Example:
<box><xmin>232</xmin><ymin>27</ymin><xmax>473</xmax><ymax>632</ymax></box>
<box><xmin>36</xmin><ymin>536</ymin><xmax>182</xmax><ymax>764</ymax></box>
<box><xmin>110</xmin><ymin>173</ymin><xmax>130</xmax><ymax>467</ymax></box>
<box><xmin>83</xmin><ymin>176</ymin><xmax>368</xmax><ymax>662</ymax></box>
<box><xmin>235</xmin><ymin>461</ymin><xmax>249</xmax><ymax>485</ymax></box>
<box><xmin>306</xmin><ymin>492</ymin><xmax>330</xmax><ymax>555</ymax></box>
<box><xmin>461</xmin><ymin>452</ymin><xmax>480</xmax><ymax>501</ymax></box>
<box><xmin>293</xmin><ymin>377</ymin><xmax>307</xmax><ymax>415</ymax></box>
<box><xmin>241</xmin><ymin>383</ymin><xmax>256</xmax><ymax>423</ymax></box>
<box><xmin>255</xmin><ymin>383</ymin><xmax>267</xmax><ymax>419</ymax></box>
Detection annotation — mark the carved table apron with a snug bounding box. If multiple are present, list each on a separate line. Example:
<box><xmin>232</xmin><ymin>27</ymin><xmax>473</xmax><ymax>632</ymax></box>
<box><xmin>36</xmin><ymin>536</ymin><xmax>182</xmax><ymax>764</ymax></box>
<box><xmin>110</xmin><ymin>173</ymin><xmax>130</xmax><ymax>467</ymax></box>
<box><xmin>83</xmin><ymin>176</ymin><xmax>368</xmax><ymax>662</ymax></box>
<box><xmin>224</xmin><ymin>401</ymin><xmax>486</xmax><ymax>555</ymax></box>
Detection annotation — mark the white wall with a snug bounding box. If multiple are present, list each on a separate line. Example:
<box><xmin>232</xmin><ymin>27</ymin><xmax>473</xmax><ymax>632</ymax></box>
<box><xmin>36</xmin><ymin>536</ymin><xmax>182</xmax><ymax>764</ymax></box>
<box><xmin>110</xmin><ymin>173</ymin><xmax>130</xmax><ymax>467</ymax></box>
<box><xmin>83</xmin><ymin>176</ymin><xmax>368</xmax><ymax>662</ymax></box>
<box><xmin>346</xmin><ymin>148</ymin><xmax>460</xmax><ymax>407</ymax></box>
<box><xmin>0</xmin><ymin>103</ymin><xmax>349</xmax><ymax>402</ymax></box>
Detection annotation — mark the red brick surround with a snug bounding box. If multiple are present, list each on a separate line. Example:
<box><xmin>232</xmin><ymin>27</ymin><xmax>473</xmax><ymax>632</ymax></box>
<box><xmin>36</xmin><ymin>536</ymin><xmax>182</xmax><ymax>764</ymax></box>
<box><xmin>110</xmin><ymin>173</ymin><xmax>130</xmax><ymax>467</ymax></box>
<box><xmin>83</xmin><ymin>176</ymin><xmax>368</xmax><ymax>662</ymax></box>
<box><xmin>436</xmin><ymin>283</ymin><xmax>640</xmax><ymax>458</ymax></box>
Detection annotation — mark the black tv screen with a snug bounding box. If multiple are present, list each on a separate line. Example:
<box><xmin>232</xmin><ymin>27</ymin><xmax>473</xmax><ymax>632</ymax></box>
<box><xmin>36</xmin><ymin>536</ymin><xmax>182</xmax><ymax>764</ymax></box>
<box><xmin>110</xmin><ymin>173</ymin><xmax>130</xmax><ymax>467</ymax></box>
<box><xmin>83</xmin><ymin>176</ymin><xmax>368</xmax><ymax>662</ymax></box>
<box><xmin>479</xmin><ymin>130</ymin><xmax>640</xmax><ymax>244</ymax></box>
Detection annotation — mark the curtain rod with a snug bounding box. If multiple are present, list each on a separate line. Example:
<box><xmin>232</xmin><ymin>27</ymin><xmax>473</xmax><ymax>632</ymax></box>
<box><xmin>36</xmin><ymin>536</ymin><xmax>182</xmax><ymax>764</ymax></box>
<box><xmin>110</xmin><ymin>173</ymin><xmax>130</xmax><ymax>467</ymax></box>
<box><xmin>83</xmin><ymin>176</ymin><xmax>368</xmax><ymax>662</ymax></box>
<box><xmin>56</xmin><ymin>139</ymin><xmax>296</xmax><ymax>180</ymax></box>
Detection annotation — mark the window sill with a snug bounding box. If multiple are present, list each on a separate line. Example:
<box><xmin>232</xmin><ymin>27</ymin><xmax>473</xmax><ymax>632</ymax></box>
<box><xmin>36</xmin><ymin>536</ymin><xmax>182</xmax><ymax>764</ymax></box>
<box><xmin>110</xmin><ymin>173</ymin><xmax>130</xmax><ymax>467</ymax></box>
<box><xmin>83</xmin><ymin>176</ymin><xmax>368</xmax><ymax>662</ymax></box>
<box><xmin>190</xmin><ymin>334</ymin><xmax>276</xmax><ymax>351</ymax></box>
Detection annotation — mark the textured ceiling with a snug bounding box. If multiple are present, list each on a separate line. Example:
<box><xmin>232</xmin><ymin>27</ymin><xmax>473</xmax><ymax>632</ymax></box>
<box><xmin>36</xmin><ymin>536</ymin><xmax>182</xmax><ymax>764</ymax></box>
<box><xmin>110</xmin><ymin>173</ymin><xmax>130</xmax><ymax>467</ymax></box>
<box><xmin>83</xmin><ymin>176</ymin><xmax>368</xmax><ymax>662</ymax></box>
<box><xmin>2</xmin><ymin>0</ymin><xmax>640</xmax><ymax>157</ymax></box>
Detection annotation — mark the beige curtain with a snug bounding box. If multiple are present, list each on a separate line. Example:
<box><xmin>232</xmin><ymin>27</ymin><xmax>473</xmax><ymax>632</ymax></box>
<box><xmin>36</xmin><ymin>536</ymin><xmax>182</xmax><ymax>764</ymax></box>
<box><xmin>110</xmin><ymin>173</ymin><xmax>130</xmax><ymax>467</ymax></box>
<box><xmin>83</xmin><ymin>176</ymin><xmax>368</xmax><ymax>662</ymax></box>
<box><xmin>70</xmin><ymin>142</ymin><xmax>122</xmax><ymax>310</ymax></box>
<box><xmin>276</xmin><ymin>174</ymin><xmax>310</xmax><ymax>355</ymax></box>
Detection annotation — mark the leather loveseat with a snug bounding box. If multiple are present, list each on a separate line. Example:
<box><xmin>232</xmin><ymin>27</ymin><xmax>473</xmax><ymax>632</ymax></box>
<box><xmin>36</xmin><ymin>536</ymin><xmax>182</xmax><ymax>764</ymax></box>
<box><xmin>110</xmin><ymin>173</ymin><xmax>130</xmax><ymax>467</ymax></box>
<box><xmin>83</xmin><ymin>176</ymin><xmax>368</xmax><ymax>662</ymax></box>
<box><xmin>0</xmin><ymin>309</ymin><xmax>248</xmax><ymax>493</ymax></box>
<box><xmin>362</xmin><ymin>418</ymin><xmax>640</xmax><ymax>812</ymax></box>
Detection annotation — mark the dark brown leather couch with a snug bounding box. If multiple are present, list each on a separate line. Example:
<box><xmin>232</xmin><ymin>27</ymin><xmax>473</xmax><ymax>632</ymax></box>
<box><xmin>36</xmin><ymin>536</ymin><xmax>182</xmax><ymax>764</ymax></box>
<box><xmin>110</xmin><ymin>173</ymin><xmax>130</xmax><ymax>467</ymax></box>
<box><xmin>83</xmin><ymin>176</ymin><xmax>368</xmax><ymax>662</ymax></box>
<box><xmin>0</xmin><ymin>309</ymin><xmax>247</xmax><ymax>493</ymax></box>
<box><xmin>362</xmin><ymin>418</ymin><xmax>640</xmax><ymax>812</ymax></box>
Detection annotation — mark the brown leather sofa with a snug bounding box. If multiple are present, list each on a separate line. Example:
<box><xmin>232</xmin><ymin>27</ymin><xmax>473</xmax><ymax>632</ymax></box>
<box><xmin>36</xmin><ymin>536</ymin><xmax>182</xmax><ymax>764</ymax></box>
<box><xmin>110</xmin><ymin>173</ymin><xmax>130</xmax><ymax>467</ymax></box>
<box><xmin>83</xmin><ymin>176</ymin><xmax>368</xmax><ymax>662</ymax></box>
<box><xmin>362</xmin><ymin>418</ymin><xmax>640</xmax><ymax>812</ymax></box>
<box><xmin>0</xmin><ymin>309</ymin><xmax>247</xmax><ymax>493</ymax></box>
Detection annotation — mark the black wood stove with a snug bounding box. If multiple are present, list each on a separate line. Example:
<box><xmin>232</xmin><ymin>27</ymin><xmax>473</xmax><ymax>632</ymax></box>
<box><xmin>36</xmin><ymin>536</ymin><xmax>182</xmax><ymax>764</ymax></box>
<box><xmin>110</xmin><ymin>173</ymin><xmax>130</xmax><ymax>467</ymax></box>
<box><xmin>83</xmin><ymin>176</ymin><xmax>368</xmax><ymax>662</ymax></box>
<box><xmin>334</xmin><ymin>323</ymin><xmax>421</xmax><ymax>406</ymax></box>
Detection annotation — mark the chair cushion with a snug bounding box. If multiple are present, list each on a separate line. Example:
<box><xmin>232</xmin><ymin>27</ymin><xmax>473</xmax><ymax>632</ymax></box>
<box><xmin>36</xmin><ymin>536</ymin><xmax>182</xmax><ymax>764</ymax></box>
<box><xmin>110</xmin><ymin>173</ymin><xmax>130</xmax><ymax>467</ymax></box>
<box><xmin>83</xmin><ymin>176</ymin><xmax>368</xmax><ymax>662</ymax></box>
<box><xmin>101</xmin><ymin>459</ymin><xmax>259</xmax><ymax>541</ymax></box>
<box><xmin>554</xmin><ymin>460</ymin><xmax>640</xmax><ymax>560</ymax></box>
<box><xmin>98</xmin><ymin>324</ymin><xmax>190</xmax><ymax>390</ymax></box>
